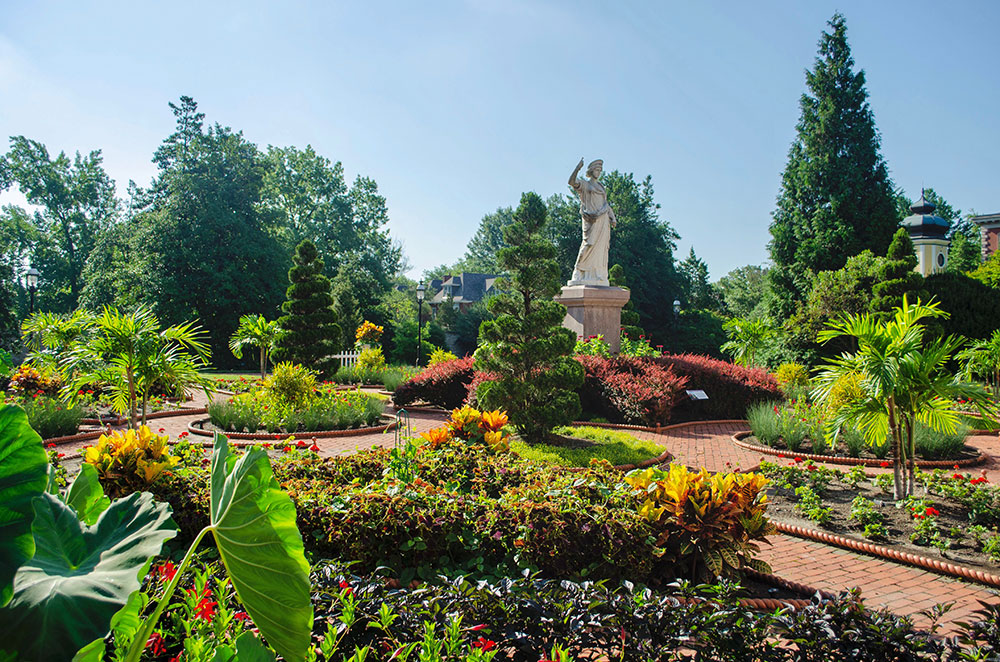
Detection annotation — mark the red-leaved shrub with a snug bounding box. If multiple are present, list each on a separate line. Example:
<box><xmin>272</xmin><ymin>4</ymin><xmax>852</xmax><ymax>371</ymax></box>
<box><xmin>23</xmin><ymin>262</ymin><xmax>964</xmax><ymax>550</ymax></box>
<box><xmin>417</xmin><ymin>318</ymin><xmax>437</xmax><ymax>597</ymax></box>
<box><xmin>654</xmin><ymin>354</ymin><xmax>781</xmax><ymax>421</ymax></box>
<box><xmin>576</xmin><ymin>356</ymin><xmax>688</xmax><ymax>426</ymax></box>
<box><xmin>392</xmin><ymin>357</ymin><xmax>475</xmax><ymax>409</ymax></box>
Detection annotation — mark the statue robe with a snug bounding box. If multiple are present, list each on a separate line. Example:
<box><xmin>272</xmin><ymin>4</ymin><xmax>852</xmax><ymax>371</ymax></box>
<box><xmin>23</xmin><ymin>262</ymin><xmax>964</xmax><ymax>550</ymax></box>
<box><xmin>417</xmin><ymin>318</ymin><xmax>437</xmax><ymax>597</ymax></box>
<box><xmin>569</xmin><ymin>176</ymin><xmax>613</xmax><ymax>286</ymax></box>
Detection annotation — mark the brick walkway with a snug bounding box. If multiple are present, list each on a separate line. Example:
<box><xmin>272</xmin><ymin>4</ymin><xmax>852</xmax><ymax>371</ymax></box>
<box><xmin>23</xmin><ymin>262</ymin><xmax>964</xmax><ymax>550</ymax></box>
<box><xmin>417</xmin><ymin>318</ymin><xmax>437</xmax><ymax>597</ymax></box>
<box><xmin>60</xmin><ymin>402</ymin><xmax>1000</xmax><ymax>632</ymax></box>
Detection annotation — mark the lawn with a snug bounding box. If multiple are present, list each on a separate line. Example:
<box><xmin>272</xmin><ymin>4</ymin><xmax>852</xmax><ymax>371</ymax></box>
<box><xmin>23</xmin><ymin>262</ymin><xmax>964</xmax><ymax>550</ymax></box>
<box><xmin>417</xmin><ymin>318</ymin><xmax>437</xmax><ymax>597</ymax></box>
<box><xmin>511</xmin><ymin>425</ymin><xmax>664</xmax><ymax>467</ymax></box>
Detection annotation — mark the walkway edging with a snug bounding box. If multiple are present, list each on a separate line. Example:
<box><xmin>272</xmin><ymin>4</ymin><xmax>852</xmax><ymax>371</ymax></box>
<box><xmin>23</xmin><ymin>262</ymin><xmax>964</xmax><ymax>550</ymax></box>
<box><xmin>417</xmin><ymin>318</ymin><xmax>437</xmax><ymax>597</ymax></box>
<box><xmin>187</xmin><ymin>417</ymin><xmax>398</xmax><ymax>440</ymax></box>
<box><xmin>774</xmin><ymin>521</ymin><xmax>1000</xmax><ymax>588</ymax></box>
<box><xmin>732</xmin><ymin>431</ymin><xmax>988</xmax><ymax>468</ymax></box>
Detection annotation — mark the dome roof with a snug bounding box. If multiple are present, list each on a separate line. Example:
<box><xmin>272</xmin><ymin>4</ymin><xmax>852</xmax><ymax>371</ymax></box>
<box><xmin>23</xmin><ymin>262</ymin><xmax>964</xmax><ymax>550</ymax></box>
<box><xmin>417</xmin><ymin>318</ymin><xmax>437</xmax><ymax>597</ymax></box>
<box><xmin>902</xmin><ymin>191</ymin><xmax>949</xmax><ymax>238</ymax></box>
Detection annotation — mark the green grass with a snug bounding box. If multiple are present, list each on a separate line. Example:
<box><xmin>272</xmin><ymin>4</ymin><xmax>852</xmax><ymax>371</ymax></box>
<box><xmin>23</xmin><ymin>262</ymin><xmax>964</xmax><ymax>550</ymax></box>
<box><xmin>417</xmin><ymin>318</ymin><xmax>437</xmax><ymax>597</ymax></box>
<box><xmin>200</xmin><ymin>371</ymin><xmax>259</xmax><ymax>380</ymax></box>
<box><xmin>511</xmin><ymin>425</ymin><xmax>664</xmax><ymax>468</ymax></box>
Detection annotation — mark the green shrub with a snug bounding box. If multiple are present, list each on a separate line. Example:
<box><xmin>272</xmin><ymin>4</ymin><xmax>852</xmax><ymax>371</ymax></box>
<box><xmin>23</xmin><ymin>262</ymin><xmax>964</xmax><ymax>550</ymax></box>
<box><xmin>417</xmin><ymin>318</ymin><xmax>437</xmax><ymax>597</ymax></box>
<box><xmin>747</xmin><ymin>402</ymin><xmax>782</xmax><ymax>445</ymax></box>
<box><xmin>264</xmin><ymin>362</ymin><xmax>317</xmax><ymax>406</ymax></box>
<box><xmin>842</xmin><ymin>427</ymin><xmax>865</xmax><ymax>457</ymax></box>
<box><xmin>914</xmin><ymin>421</ymin><xmax>970</xmax><ymax>460</ymax></box>
<box><xmin>381</xmin><ymin>367</ymin><xmax>416</xmax><ymax>392</ymax></box>
<box><xmin>20</xmin><ymin>396</ymin><xmax>85</xmax><ymax>439</ymax></box>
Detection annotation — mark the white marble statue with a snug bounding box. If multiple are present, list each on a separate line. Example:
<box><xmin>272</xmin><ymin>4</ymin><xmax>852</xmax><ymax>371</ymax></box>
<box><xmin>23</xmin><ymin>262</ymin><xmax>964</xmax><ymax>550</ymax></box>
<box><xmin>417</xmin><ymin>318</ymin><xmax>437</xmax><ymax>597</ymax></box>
<box><xmin>567</xmin><ymin>157</ymin><xmax>616</xmax><ymax>287</ymax></box>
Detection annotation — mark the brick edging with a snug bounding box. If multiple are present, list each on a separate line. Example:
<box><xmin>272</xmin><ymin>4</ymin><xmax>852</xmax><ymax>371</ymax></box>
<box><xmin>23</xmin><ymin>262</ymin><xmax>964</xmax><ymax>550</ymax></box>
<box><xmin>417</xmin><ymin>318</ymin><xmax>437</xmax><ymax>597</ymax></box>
<box><xmin>42</xmin><ymin>430</ymin><xmax>103</xmax><ymax>446</ymax></box>
<box><xmin>80</xmin><ymin>407</ymin><xmax>208</xmax><ymax>427</ymax></box>
<box><xmin>773</xmin><ymin>521</ymin><xmax>1000</xmax><ymax>588</ymax></box>
<box><xmin>186</xmin><ymin>417</ymin><xmax>398</xmax><ymax>440</ymax></box>
<box><xmin>731</xmin><ymin>431</ymin><xmax>989</xmax><ymax>468</ymax></box>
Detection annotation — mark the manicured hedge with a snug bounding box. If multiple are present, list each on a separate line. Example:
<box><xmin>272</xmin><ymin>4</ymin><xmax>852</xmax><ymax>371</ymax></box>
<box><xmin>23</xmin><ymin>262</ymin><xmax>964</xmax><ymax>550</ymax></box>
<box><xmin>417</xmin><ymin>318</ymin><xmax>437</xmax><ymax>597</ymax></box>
<box><xmin>576</xmin><ymin>355</ymin><xmax>688</xmax><ymax>426</ymax></box>
<box><xmin>391</xmin><ymin>357</ymin><xmax>474</xmax><ymax>409</ymax></box>
<box><xmin>655</xmin><ymin>353</ymin><xmax>782</xmax><ymax>421</ymax></box>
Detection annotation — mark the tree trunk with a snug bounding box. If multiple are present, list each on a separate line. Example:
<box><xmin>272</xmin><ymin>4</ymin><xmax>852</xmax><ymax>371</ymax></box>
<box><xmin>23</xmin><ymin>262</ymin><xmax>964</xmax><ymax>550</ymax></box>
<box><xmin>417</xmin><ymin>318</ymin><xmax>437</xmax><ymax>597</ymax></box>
<box><xmin>260</xmin><ymin>348</ymin><xmax>266</xmax><ymax>380</ymax></box>
<box><xmin>905</xmin><ymin>418</ymin><xmax>916</xmax><ymax>497</ymax></box>
<box><xmin>141</xmin><ymin>392</ymin><xmax>149</xmax><ymax>427</ymax></box>
<box><xmin>127</xmin><ymin>369</ymin><xmax>137</xmax><ymax>429</ymax></box>
<box><xmin>888</xmin><ymin>399</ymin><xmax>904</xmax><ymax>499</ymax></box>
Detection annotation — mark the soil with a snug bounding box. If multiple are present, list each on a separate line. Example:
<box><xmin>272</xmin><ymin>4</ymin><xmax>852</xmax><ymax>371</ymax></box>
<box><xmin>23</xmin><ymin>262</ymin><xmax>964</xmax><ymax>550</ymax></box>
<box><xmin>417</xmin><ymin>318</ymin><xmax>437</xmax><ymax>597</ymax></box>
<box><xmin>745</xmin><ymin>435</ymin><xmax>981</xmax><ymax>464</ymax></box>
<box><xmin>766</xmin><ymin>479</ymin><xmax>1000</xmax><ymax>575</ymax></box>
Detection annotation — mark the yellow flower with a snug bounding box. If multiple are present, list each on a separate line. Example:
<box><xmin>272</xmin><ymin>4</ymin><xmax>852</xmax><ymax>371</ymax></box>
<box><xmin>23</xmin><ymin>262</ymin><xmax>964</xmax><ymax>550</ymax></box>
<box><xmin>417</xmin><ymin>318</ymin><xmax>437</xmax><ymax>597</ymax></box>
<box><xmin>479</xmin><ymin>410</ymin><xmax>508</xmax><ymax>432</ymax></box>
<box><xmin>419</xmin><ymin>427</ymin><xmax>453</xmax><ymax>448</ymax></box>
<box><xmin>483</xmin><ymin>430</ymin><xmax>510</xmax><ymax>452</ymax></box>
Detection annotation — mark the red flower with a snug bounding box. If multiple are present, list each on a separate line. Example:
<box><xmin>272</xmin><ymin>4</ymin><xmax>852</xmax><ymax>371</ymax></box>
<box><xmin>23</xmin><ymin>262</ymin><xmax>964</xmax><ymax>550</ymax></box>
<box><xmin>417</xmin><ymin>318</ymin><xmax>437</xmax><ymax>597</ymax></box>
<box><xmin>339</xmin><ymin>580</ymin><xmax>353</xmax><ymax>595</ymax></box>
<box><xmin>296</xmin><ymin>440</ymin><xmax>306</xmax><ymax>448</ymax></box>
<box><xmin>179</xmin><ymin>431</ymin><xmax>189</xmax><ymax>438</ymax></box>
<box><xmin>954</xmin><ymin>465</ymin><xmax>961</xmax><ymax>470</ymax></box>
<box><xmin>158</xmin><ymin>428</ymin><xmax>166</xmax><ymax>434</ymax></box>
<box><xmin>157</xmin><ymin>561</ymin><xmax>177</xmax><ymax>582</ymax></box>
<box><xmin>233</xmin><ymin>611</ymin><xmax>250</xmax><ymax>621</ymax></box>
<box><xmin>56</xmin><ymin>453</ymin><xmax>65</xmax><ymax>459</ymax></box>
<box><xmin>793</xmin><ymin>457</ymin><xmax>803</xmax><ymax>463</ymax></box>
<box><xmin>807</xmin><ymin>465</ymin><xmax>817</xmax><ymax>472</ymax></box>
<box><xmin>283</xmin><ymin>446</ymin><xmax>292</xmax><ymax>452</ymax></box>
<box><xmin>46</xmin><ymin>443</ymin><xmax>56</xmax><ymax>449</ymax></box>
<box><xmin>913</xmin><ymin>513</ymin><xmax>924</xmax><ymax>519</ymax></box>
<box><xmin>195</xmin><ymin>597</ymin><xmax>217</xmax><ymax>621</ymax></box>
<box><xmin>879</xmin><ymin>461</ymin><xmax>890</xmax><ymax>468</ymax></box>
<box><xmin>925</xmin><ymin>507</ymin><xmax>940</xmax><ymax>517</ymax></box>
<box><xmin>146</xmin><ymin>632</ymin><xmax>167</xmax><ymax>656</ymax></box>
<box><xmin>777</xmin><ymin>453</ymin><xmax>785</xmax><ymax>458</ymax></box>
<box><xmin>472</xmin><ymin>638</ymin><xmax>496</xmax><ymax>651</ymax></box>
<box><xmin>309</xmin><ymin>444</ymin><xmax>320</xmax><ymax>452</ymax></box>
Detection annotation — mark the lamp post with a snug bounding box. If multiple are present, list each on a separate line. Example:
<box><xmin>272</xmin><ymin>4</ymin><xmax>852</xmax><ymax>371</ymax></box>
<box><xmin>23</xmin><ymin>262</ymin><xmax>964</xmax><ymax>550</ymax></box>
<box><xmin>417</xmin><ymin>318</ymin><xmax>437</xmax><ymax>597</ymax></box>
<box><xmin>26</xmin><ymin>267</ymin><xmax>39</xmax><ymax>315</ymax></box>
<box><xmin>673</xmin><ymin>299</ymin><xmax>681</xmax><ymax>319</ymax></box>
<box><xmin>416</xmin><ymin>282</ymin><xmax>426</xmax><ymax>366</ymax></box>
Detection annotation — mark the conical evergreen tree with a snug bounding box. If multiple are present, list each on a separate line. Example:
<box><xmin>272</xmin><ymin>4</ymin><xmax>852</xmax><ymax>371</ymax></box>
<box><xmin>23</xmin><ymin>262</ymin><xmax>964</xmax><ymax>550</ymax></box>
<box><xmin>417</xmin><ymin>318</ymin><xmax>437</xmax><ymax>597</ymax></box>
<box><xmin>272</xmin><ymin>240</ymin><xmax>341</xmax><ymax>375</ymax></box>
<box><xmin>871</xmin><ymin>228</ymin><xmax>924</xmax><ymax>315</ymax></box>
<box><xmin>767</xmin><ymin>13</ymin><xmax>899</xmax><ymax>319</ymax></box>
<box><xmin>475</xmin><ymin>192</ymin><xmax>583</xmax><ymax>443</ymax></box>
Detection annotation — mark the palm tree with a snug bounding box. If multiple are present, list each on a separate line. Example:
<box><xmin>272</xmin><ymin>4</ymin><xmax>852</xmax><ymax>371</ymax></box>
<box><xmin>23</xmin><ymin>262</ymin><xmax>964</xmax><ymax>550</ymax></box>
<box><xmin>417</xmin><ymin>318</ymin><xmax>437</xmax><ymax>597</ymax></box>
<box><xmin>21</xmin><ymin>309</ymin><xmax>96</xmax><ymax>375</ymax></box>
<box><xmin>62</xmin><ymin>306</ymin><xmax>212</xmax><ymax>428</ymax></box>
<box><xmin>720</xmin><ymin>317</ymin><xmax>774</xmax><ymax>368</ymax></box>
<box><xmin>813</xmin><ymin>296</ymin><xmax>997</xmax><ymax>498</ymax></box>
<box><xmin>229</xmin><ymin>314</ymin><xmax>279</xmax><ymax>379</ymax></box>
<box><xmin>957</xmin><ymin>330</ymin><xmax>1000</xmax><ymax>396</ymax></box>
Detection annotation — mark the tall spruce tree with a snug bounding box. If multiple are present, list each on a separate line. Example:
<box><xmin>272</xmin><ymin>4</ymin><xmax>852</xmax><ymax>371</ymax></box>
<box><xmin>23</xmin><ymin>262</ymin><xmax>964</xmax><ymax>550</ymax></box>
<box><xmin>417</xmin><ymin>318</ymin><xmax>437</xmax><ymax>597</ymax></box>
<box><xmin>767</xmin><ymin>13</ymin><xmax>899</xmax><ymax>319</ymax></box>
<box><xmin>474</xmin><ymin>192</ymin><xmax>583</xmax><ymax>443</ymax></box>
<box><xmin>272</xmin><ymin>240</ymin><xmax>341</xmax><ymax>375</ymax></box>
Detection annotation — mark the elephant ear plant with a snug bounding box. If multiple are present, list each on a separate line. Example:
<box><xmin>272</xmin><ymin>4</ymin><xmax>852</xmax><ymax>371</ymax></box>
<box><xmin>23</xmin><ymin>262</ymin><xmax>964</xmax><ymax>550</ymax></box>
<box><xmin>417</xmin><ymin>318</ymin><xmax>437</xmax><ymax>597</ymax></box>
<box><xmin>0</xmin><ymin>404</ymin><xmax>313</xmax><ymax>662</ymax></box>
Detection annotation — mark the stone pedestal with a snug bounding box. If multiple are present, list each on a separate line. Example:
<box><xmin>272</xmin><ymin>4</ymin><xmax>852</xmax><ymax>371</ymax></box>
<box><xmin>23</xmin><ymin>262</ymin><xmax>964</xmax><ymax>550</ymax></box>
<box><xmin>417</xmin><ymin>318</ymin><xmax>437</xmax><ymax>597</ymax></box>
<box><xmin>554</xmin><ymin>285</ymin><xmax>630</xmax><ymax>354</ymax></box>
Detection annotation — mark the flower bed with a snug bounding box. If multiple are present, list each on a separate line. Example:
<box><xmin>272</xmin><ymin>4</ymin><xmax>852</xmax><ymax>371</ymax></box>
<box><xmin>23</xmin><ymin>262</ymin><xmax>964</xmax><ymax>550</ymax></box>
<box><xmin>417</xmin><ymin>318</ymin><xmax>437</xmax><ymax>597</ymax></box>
<box><xmin>760</xmin><ymin>457</ymin><xmax>1000</xmax><ymax>578</ymax></box>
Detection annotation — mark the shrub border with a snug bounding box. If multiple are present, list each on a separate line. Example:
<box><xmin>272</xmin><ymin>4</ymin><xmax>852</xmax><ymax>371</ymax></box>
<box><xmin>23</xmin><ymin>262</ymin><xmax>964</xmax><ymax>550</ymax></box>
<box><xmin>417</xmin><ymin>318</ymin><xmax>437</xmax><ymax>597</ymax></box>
<box><xmin>186</xmin><ymin>416</ymin><xmax>398</xmax><ymax>440</ymax></box>
<box><xmin>731</xmin><ymin>431</ymin><xmax>988</xmax><ymax>468</ymax></box>
<box><xmin>773</xmin><ymin>522</ymin><xmax>1000</xmax><ymax>588</ymax></box>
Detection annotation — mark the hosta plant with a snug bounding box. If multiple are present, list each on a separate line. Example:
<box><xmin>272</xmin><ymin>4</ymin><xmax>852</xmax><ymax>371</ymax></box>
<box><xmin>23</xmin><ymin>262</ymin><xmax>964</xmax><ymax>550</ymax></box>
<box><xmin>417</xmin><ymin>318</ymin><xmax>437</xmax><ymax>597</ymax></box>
<box><xmin>624</xmin><ymin>464</ymin><xmax>775</xmax><ymax>579</ymax></box>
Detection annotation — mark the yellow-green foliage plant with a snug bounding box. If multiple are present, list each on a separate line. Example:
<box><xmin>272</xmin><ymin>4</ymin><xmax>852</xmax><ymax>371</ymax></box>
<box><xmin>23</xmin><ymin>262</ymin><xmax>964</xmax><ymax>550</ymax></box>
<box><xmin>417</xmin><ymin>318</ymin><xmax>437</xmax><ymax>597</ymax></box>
<box><xmin>264</xmin><ymin>362</ymin><xmax>317</xmax><ymax>407</ymax></box>
<box><xmin>428</xmin><ymin>347</ymin><xmax>458</xmax><ymax>366</ymax></box>
<box><xmin>624</xmin><ymin>464</ymin><xmax>775</xmax><ymax>580</ymax></box>
<box><xmin>84</xmin><ymin>425</ymin><xmax>178</xmax><ymax>498</ymax></box>
<box><xmin>774</xmin><ymin>362</ymin><xmax>810</xmax><ymax>390</ymax></box>
<box><xmin>356</xmin><ymin>347</ymin><xmax>387</xmax><ymax>373</ymax></box>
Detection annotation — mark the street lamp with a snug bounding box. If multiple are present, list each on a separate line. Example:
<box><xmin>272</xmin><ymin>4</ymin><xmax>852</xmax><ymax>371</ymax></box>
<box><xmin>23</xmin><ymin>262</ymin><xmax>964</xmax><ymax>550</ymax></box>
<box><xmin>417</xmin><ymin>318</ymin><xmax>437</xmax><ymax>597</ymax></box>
<box><xmin>673</xmin><ymin>299</ymin><xmax>681</xmax><ymax>319</ymax></box>
<box><xmin>416</xmin><ymin>282</ymin><xmax>426</xmax><ymax>367</ymax></box>
<box><xmin>26</xmin><ymin>267</ymin><xmax>40</xmax><ymax>315</ymax></box>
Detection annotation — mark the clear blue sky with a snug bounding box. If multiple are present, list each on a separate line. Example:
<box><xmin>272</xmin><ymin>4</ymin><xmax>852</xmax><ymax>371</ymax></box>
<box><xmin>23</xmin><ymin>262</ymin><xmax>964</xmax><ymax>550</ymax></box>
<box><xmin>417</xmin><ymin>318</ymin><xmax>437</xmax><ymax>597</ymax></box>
<box><xmin>2</xmin><ymin>1</ymin><xmax>997</xmax><ymax>280</ymax></box>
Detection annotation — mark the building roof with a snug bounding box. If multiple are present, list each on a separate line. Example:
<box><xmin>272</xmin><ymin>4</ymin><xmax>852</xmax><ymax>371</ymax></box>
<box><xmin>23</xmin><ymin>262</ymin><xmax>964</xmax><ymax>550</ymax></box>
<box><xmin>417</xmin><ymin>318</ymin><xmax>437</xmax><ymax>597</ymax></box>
<box><xmin>972</xmin><ymin>213</ymin><xmax>1000</xmax><ymax>226</ymax></box>
<box><xmin>902</xmin><ymin>191</ymin><xmax>950</xmax><ymax>239</ymax></box>
<box><xmin>429</xmin><ymin>272</ymin><xmax>502</xmax><ymax>305</ymax></box>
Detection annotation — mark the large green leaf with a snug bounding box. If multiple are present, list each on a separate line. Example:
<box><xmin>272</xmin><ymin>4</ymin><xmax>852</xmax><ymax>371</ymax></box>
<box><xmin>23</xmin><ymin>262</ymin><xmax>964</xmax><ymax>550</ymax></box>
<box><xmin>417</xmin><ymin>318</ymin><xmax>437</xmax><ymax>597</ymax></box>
<box><xmin>65</xmin><ymin>463</ymin><xmax>112</xmax><ymax>525</ymax></box>
<box><xmin>0</xmin><ymin>405</ymin><xmax>49</xmax><ymax>606</ymax></box>
<box><xmin>0</xmin><ymin>491</ymin><xmax>176</xmax><ymax>662</ymax></box>
<box><xmin>209</xmin><ymin>433</ymin><xmax>312</xmax><ymax>662</ymax></box>
<box><xmin>71</xmin><ymin>590</ymin><xmax>148</xmax><ymax>662</ymax></box>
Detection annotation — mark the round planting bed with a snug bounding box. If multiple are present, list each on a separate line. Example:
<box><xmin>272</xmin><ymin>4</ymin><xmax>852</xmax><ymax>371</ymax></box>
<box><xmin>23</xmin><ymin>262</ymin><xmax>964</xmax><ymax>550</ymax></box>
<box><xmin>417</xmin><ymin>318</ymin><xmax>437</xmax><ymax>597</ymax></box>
<box><xmin>80</xmin><ymin>406</ymin><xmax>208</xmax><ymax>427</ymax></box>
<box><xmin>187</xmin><ymin>416</ymin><xmax>397</xmax><ymax>440</ymax></box>
<box><xmin>731</xmin><ymin>431</ymin><xmax>988</xmax><ymax>468</ymax></box>
<box><xmin>774</xmin><ymin>521</ymin><xmax>1000</xmax><ymax>588</ymax></box>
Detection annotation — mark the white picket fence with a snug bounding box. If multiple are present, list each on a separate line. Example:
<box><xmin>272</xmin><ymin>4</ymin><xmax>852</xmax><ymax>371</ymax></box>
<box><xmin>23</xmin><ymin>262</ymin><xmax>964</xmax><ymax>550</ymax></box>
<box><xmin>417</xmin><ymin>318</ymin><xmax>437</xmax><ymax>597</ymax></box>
<box><xmin>332</xmin><ymin>350</ymin><xmax>360</xmax><ymax>368</ymax></box>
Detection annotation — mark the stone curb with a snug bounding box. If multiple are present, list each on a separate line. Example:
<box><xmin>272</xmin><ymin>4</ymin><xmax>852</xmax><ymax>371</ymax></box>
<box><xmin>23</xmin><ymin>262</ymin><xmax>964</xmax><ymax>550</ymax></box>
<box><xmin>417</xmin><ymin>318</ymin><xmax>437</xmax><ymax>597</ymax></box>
<box><xmin>773</xmin><ymin>521</ymin><xmax>1000</xmax><ymax>589</ymax></box>
<box><xmin>186</xmin><ymin>417</ymin><xmax>398</xmax><ymax>440</ymax></box>
<box><xmin>732</xmin><ymin>431</ymin><xmax>989</xmax><ymax>468</ymax></box>
<box><xmin>80</xmin><ymin>407</ymin><xmax>208</xmax><ymax>427</ymax></box>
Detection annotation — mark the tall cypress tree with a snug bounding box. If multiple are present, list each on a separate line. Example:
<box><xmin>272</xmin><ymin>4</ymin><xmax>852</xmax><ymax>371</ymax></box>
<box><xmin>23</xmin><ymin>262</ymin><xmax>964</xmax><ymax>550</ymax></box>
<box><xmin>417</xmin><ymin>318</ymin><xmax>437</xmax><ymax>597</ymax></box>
<box><xmin>475</xmin><ymin>192</ymin><xmax>583</xmax><ymax>443</ymax></box>
<box><xmin>767</xmin><ymin>13</ymin><xmax>899</xmax><ymax>319</ymax></box>
<box><xmin>272</xmin><ymin>240</ymin><xmax>341</xmax><ymax>375</ymax></box>
<box><xmin>871</xmin><ymin>228</ymin><xmax>923</xmax><ymax>315</ymax></box>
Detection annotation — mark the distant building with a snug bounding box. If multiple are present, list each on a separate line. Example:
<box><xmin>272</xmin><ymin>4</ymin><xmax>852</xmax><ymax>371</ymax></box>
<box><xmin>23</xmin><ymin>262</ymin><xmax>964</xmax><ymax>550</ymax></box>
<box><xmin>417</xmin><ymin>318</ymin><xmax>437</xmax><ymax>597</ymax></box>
<box><xmin>972</xmin><ymin>213</ymin><xmax>1000</xmax><ymax>261</ymax></box>
<box><xmin>902</xmin><ymin>192</ymin><xmax>950</xmax><ymax>276</ymax></box>
<box><xmin>428</xmin><ymin>272</ymin><xmax>502</xmax><ymax>314</ymax></box>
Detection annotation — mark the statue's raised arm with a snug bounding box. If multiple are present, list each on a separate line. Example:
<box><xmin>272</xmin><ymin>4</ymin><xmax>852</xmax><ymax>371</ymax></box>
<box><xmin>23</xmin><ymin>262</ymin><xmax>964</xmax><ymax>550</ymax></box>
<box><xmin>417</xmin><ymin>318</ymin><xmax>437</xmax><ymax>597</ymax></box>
<box><xmin>569</xmin><ymin>157</ymin><xmax>585</xmax><ymax>188</ymax></box>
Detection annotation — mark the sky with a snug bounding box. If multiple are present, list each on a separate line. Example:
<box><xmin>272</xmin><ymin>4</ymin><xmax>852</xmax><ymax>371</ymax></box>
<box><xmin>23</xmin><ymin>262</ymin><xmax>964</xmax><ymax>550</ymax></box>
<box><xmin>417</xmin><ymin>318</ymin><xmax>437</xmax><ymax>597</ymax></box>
<box><xmin>1</xmin><ymin>0</ymin><xmax>998</xmax><ymax>281</ymax></box>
